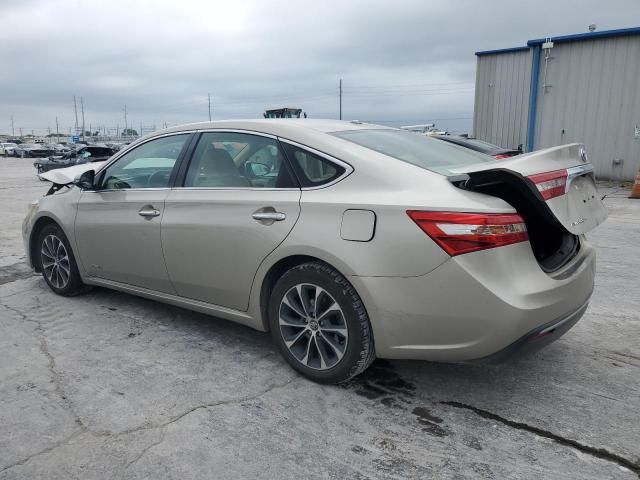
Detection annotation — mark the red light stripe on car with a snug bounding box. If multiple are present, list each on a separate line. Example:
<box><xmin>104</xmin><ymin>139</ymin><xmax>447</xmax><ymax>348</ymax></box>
<box><xmin>528</xmin><ymin>169</ymin><xmax>568</xmax><ymax>200</ymax></box>
<box><xmin>407</xmin><ymin>211</ymin><xmax>529</xmax><ymax>256</ymax></box>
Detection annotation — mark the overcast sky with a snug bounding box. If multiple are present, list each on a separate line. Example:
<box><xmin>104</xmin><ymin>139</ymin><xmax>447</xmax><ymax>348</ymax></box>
<box><xmin>1</xmin><ymin>0</ymin><xmax>638</xmax><ymax>136</ymax></box>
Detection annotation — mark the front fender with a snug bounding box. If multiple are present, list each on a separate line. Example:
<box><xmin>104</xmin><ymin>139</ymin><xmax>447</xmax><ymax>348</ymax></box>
<box><xmin>25</xmin><ymin>188</ymin><xmax>83</xmax><ymax>273</ymax></box>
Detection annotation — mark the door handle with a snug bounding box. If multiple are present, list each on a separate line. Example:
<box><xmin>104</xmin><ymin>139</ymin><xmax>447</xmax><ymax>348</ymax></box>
<box><xmin>138</xmin><ymin>208</ymin><xmax>161</xmax><ymax>218</ymax></box>
<box><xmin>252</xmin><ymin>212</ymin><xmax>286</xmax><ymax>222</ymax></box>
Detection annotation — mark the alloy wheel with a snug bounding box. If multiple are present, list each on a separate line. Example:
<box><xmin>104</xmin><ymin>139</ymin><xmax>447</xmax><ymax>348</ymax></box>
<box><xmin>278</xmin><ymin>283</ymin><xmax>349</xmax><ymax>370</ymax></box>
<box><xmin>41</xmin><ymin>234</ymin><xmax>70</xmax><ymax>289</ymax></box>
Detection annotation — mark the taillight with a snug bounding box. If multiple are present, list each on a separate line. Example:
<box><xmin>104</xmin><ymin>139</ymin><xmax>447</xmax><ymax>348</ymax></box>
<box><xmin>528</xmin><ymin>169</ymin><xmax>568</xmax><ymax>200</ymax></box>
<box><xmin>493</xmin><ymin>154</ymin><xmax>512</xmax><ymax>159</ymax></box>
<box><xmin>406</xmin><ymin>211</ymin><xmax>529</xmax><ymax>256</ymax></box>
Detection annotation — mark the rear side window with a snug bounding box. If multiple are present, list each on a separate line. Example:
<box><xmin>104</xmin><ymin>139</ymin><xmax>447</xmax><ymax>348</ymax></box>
<box><xmin>332</xmin><ymin>129</ymin><xmax>491</xmax><ymax>175</ymax></box>
<box><xmin>282</xmin><ymin>143</ymin><xmax>345</xmax><ymax>187</ymax></box>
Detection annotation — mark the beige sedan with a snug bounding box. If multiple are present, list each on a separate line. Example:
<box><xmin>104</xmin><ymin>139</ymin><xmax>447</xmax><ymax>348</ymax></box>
<box><xmin>23</xmin><ymin>120</ymin><xmax>607</xmax><ymax>383</ymax></box>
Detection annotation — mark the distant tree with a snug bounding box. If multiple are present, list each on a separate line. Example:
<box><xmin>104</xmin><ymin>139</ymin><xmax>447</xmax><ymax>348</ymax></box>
<box><xmin>122</xmin><ymin>128</ymin><xmax>138</xmax><ymax>137</ymax></box>
<box><xmin>93</xmin><ymin>131</ymin><xmax>100</xmax><ymax>136</ymax></box>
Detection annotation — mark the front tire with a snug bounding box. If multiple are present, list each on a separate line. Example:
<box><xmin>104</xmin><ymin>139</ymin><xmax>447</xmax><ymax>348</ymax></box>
<box><xmin>37</xmin><ymin>224</ymin><xmax>88</xmax><ymax>296</ymax></box>
<box><xmin>269</xmin><ymin>262</ymin><xmax>375</xmax><ymax>384</ymax></box>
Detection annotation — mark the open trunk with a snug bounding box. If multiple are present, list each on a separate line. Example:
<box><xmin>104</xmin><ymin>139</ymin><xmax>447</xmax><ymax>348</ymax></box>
<box><xmin>450</xmin><ymin>143</ymin><xmax>608</xmax><ymax>273</ymax></box>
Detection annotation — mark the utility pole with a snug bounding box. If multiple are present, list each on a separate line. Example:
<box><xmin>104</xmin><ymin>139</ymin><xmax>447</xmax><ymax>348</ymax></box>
<box><xmin>140</xmin><ymin>122</ymin><xmax>143</xmax><ymax>137</ymax></box>
<box><xmin>208</xmin><ymin>93</ymin><xmax>212</xmax><ymax>121</ymax></box>
<box><xmin>10</xmin><ymin>115</ymin><xmax>14</xmax><ymax>136</ymax></box>
<box><xmin>80</xmin><ymin>97</ymin><xmax>86</xmax><ymax>140</ymax></box>
<box><xmin>55</xmin><ymin>116</ymin><xmax>59</xmax><ymax>140</ymax></box>
<box><xmin>339</xmin><ymin>78</ymin><xmax>342</xmax><ymax>120</ymax></box>
<box><xmin>123</xmin><ymin>104</ymin><xmax>128</xmax><ymax>136</ymax></box>
<box><xmin>73</xmin><ymin>96</ymin><xmax>79</xmax><ymax>135</ymax></box>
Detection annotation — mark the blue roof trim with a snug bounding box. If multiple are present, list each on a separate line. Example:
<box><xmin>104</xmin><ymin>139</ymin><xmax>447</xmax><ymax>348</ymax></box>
<box><xmin>527</xmin><ymin>26</ymin><xmax>640</xmax><ymax>46</ymax></box>
<box><xmin>475</xmin><ymin>46</ymin><xmax>529</xmax><ymax>56</ymax></box>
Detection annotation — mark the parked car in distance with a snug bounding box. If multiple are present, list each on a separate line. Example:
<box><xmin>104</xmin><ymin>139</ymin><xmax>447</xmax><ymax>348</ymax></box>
<box><xmin>27</xmin><ymin>144</ymin><xmax>58</xmax><ymax>158</ymax></box>
<box><xmin>0</xmin><ymin>142</ymin><xmax>18</xmax><ymax>156</ymax></box>
<box><xmin>24</xmin><ymin>120</ymin><xmax>607</xmax><ymax>384</ymax></box>
<box><xmin>33</xmin><ymin>145</ymin><xmax>117</xmax><ymax>174</ymax></box>
<box><xmin>432</xmin><ymin>135</ymin><xmax>522</xmax><ymax>159</ymax></box>
<box><xmin>14</xmin><ymin>143</ymin><xmax>42</xmax><ymax>158</ymax></box>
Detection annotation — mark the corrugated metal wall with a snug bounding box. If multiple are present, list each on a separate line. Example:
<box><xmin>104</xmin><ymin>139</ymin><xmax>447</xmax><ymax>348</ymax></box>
<box><xmin>473</xmin><ymin>50</ymin><xmax>531</xmax><ymax>150</ymax></box>
<box><xmin>533</xmin><ymin>36</ymin><xmax>640</xmax><ymax>180</ymax></box>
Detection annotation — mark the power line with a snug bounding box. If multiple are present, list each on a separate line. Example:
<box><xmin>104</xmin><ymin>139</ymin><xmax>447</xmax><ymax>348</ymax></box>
<box><xmin>363</xmin><ymin>116</ymin><xmax>473</xmax><ymax>124</ymax></box>
<box><xmin>346</xmin><ymin>81</ymin><xmax>475</xmax><ymax>89</ymax></box>
<box><xmin>344</xmin><ymin>89</ymin><xmax>475</xmax><ymax>97</ymax></box>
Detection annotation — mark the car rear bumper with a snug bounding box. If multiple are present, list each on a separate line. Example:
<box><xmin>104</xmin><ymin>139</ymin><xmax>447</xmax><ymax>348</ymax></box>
<box><xmin>351</xmin><ymin>239</ymin><xmax>595</xmax><ymax>361</ymax></box>
<box><xmin>471</xmin><ymin>299</ymin><xmax>588</xmax><ymax>363</ymax></box>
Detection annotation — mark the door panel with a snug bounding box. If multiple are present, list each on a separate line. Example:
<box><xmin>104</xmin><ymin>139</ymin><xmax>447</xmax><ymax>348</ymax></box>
<box><xmin>75</xmin><ymin>190</ymin><xmax>175</xmax><ymax>293</ymax></box>
<box><xmin>162</xmin><ymin>189</ymin><xmax>301</xmax><ymax>310</ymax></box>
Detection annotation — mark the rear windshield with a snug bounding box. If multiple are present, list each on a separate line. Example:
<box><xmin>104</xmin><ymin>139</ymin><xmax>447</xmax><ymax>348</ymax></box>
<box><xmin>332</xmin><ymin>129</ymin><xmax>492</xmax><ymax>175</ymax></box>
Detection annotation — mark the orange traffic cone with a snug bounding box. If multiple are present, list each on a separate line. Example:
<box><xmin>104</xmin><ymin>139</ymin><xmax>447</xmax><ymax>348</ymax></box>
<box><xmin>630</xmin><ymin>168</ymin><xmax>640</xmax><ymax>199</ymax></box>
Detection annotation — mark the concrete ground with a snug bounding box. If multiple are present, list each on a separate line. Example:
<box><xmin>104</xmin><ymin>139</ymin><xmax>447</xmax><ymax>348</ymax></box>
<box><xmin>0</xmin><ymin>156</ymin><xmax>638</xmax><ymax>479</ymax></box>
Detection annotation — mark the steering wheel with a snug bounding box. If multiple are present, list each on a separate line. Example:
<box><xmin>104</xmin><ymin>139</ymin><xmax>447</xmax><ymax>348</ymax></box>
<box><xmin>147</xmin><ymin>170</ymin><xmax>169</xmax><ymax>187</ymax></box>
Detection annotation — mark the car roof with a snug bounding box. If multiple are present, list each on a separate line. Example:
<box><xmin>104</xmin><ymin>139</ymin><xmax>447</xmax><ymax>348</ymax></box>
<box><xmin>155</xmin><ymin>119</ymin><xmax>393</xmax><ymax>138</ymax></box>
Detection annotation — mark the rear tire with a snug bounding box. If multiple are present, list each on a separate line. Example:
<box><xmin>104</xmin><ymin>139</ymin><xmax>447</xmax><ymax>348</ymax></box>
<box><xmin>37</xmin><ymin>224</ymin><xmax>89</xmax><ymax>296</ymax></box>
<box><xmin>269</xmin><ymin>261</ymin><xmax>375</xmax><ymax>384</ymax></box>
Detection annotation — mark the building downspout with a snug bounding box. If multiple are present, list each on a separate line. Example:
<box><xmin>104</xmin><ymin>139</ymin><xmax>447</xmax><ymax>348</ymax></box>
<box><xmin>526</xmin><ymin>45</ymin><xmax>542</xmax><ymax>152</ymax></box>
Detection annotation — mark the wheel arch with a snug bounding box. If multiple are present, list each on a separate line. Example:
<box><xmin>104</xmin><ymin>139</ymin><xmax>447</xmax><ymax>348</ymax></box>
<box><xmin>29</xmin><ymin>215</ymin><xmax>63</xmax><ymax>273</ymax></box>
<box><xmin>258</xmin><ymin>254</ymin><xmax>362</xmax><ymax>332</ymax></box>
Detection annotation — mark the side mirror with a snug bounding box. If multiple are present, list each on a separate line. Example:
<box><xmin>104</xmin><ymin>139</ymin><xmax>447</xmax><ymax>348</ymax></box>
<box><xmin>74</xmin><ymin>170</ymin><xmax>95</xmax><ymax>190</ymax></box>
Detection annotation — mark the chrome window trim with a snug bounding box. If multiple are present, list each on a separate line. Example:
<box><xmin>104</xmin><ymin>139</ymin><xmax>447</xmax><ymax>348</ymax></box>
<box><xmin>193</xmin><ymin>128</ymin><xmax>277</xmax><ymax>140</ymax></box>
<box><xmin>170</xmin><ymin>187</ymin><xmax>300</xmax><ymax>192</ymax></box>
<box><xmin>82</xmin><ymin>187</ymin><xmax>173</xmax><ymax>194</ymax></box>
<box><xmin>276</xmin><ymin>138</ymin><xmax>354</xmax><ymax>190</ymax></box>
<box><xmin>84</xmin><ymin>131</ymin><xmax>196</xmax><ymax>193</ymax></box>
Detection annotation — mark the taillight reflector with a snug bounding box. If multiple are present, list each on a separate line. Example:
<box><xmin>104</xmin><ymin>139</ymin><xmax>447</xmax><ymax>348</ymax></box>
<box><xmin>528</xmin><ymin>169</ymin><xmax>568</xmax><ymax>200</ymax></box>
<box><xmin>407</xmin><ymin>211</ymin><xmax>529</xmax><ymax>256</ymax></box>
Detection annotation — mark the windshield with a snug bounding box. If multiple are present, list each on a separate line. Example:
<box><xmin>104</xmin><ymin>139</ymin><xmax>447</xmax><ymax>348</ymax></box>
<box><xmin>332</xmin><ymin>129</ymin><xmax>492</xmax><ymax>175</ymax></box>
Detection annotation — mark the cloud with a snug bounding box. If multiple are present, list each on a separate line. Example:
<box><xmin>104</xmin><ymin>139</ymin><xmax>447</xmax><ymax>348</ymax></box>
<box><xmin>1</xmin><ymin>0</ymin><xmax>637</xmax><ymax>136</ymax></box>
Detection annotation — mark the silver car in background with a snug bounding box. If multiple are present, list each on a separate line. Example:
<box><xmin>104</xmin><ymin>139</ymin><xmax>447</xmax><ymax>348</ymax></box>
<box><xmin>1</xmin><ymin>142</ymin><xmax>18</xmax><ymax>156</ymax></box>
<box><xmin>23</xmin><ymin>120</ymin><xmax>607</xmax><ymax>383</ymax></box>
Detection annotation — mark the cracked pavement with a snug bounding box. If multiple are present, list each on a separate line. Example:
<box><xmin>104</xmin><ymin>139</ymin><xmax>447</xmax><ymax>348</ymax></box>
<box><xmin>1</xmin><ymin>158</ymin><xmax>639</xmax><ymax>479</ymax></box>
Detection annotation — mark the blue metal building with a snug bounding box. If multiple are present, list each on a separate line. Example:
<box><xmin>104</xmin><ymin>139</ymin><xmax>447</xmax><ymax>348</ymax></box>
<box><xmin>473</xmin><ymin>27</ymin><xmax>640</xmax><ymax>180</ymax></box>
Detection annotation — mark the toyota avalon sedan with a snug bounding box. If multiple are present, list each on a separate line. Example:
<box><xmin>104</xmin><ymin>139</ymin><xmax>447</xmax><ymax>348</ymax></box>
<box><xmin>23</xmin><ymin>120</ymin><xmax>607</xmax><ymax>383</ymax></box>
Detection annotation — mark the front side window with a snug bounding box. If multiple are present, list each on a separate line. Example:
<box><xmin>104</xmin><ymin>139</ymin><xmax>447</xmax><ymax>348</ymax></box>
<box><xmin>98</xmin><ymin>134</ymin><xmax>188</xmax><ymax>190</ymax></box>
<box><xmin>281</xmin><ymin>143</ymin><xmax>345</xmax><ymax>187</ymax></box>
<box><xmin>184</xmin><ymin>132</ymin><xmax>295</xmax><ymax>188</ymax></box>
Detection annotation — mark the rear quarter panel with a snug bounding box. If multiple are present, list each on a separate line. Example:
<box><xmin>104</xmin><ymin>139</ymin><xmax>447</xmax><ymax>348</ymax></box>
<box><xmin>247</xmin><ymin>143</ymin><xmax>521</xmax><ymax>328</ymax></box>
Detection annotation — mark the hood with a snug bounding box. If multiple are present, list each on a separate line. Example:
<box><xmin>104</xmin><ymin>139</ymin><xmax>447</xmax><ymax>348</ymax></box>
<box><xmin>39</xmin><ymin>161</ymin><xmax>106</xmax><ymax>184</ymax></box>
